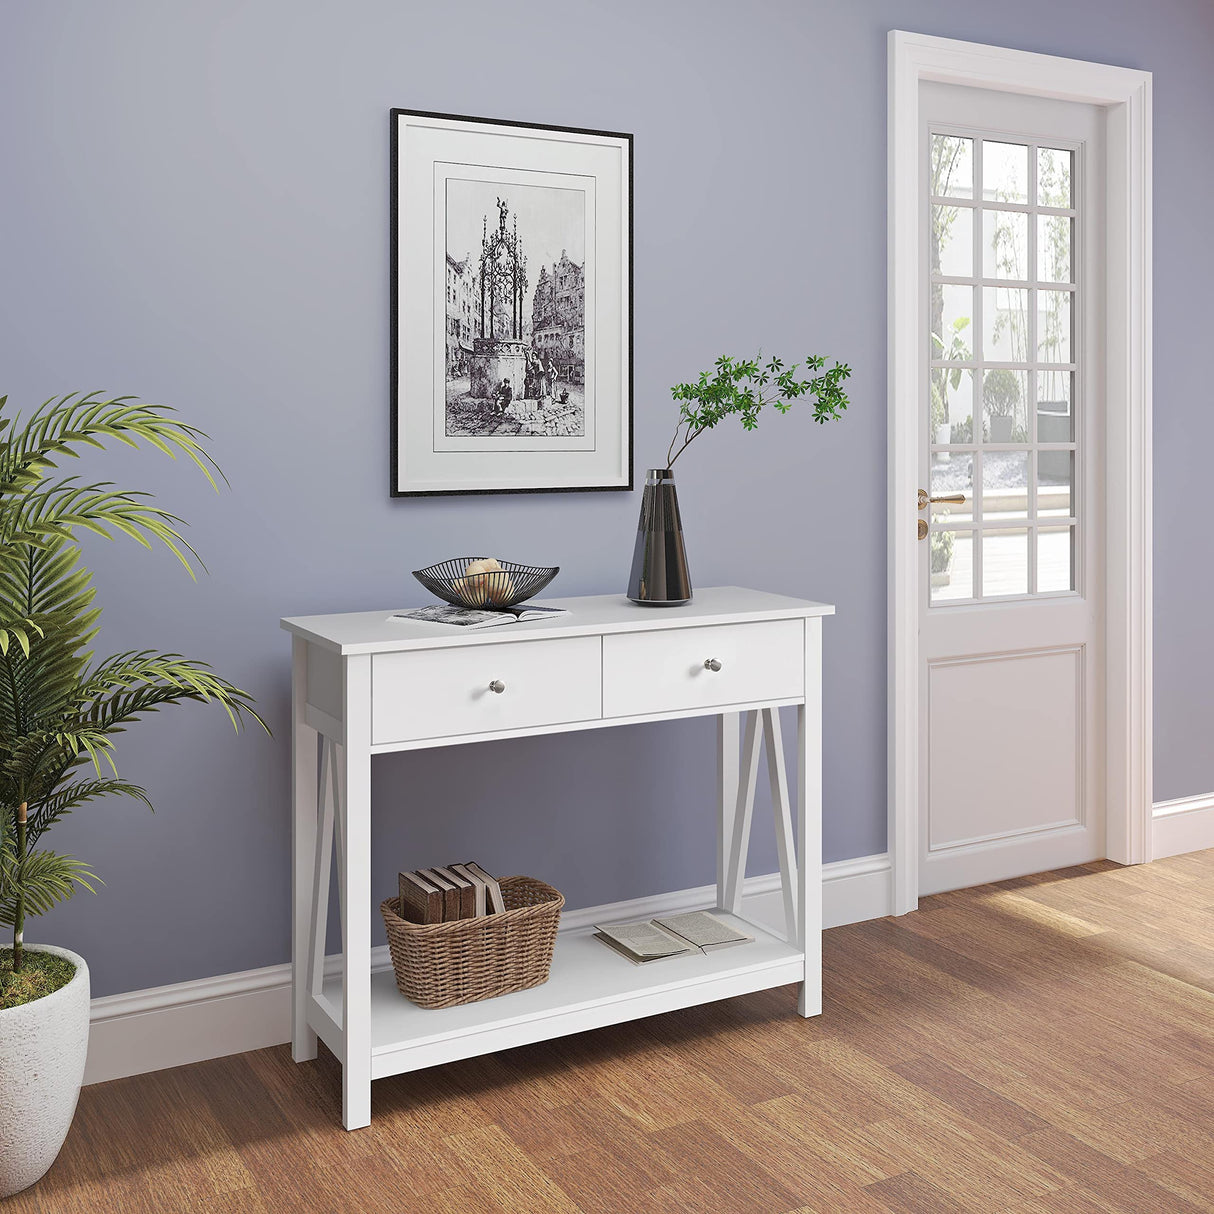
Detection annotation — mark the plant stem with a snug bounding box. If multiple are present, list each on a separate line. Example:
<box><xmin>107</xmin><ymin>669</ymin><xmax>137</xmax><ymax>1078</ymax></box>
<box><xmin>13</xmin><ymin>802</ymin><xmax>26</xmax><ymax>971</ymax></box>
<box><xmin>667</xmin><ymin>422</ymin><xmax>704</xmax><ymax>469</ymax></box>
<box><xmin>667</xmin><ymin>388</ymin><xmax>782</xmax><ymax>469</ymax></box>
<box><xmin>666</xmin><ymin>421</ymin><xmax>690</xmax><ymax>469</ymax></box>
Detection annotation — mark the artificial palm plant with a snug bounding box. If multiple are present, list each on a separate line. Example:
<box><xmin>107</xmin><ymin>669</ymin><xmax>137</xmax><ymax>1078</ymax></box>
<box><xmin>0</xmin><ymin>392</ymin><xmax>265</xmax><ymax>991</ymax></box>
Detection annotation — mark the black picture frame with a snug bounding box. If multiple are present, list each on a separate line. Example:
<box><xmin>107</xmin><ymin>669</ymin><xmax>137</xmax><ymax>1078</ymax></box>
<box><xmin>390</xmin><ymin>108</ymin><xmax>633</xmax><ymax>497</ymax></box>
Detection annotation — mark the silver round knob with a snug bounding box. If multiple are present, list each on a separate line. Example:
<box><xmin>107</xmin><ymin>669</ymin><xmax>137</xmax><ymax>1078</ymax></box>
<box><xmin>704</xmin><ymin>658</ymin><xmax>722</xmax><ymax>672</ymax></box>
<box><xmin>488</xmin><ymin>679</ymin><xmax>506</xmax><ymax>694</ymax></box>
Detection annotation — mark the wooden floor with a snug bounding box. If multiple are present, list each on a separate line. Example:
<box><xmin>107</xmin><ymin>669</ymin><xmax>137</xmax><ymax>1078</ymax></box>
<box><xmin>13</xmin><ymin>853</ymin><xmax>1214</xmax><ymax>1213</ymax></box>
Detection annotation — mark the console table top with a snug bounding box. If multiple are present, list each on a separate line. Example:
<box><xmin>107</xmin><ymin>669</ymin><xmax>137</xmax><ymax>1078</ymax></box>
<box><xmin>281</xmin><ymin>585</ymin><xmax>834</xmax><ymax>655</ymax></box>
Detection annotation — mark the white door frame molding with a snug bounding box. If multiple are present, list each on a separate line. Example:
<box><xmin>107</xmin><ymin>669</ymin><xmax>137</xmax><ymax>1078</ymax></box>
<box><xmin>887</xmin><ymin>31</ymin><xmax>1153</xmax><ymax>914</ymax></box>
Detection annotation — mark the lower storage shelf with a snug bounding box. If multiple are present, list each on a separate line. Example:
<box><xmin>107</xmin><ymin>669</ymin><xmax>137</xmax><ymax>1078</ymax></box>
<box><xmin>310</xmin><ymin>911</ymin><xmax>806</xmax><ymax>1081</ymax></box>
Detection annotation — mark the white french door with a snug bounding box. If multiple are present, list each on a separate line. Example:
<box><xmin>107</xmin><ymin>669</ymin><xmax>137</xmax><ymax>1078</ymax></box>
<box><xmin>918</xmin><ymin>83</ymin><xmax>1106</xmax><ymax>895</ymax></box>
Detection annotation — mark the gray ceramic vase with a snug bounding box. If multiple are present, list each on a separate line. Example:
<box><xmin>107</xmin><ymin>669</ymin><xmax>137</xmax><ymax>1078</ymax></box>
<box><xmin>627</xmin><ymin>468</ymin><xmax>692</xmax><ymax>606</ymax></box>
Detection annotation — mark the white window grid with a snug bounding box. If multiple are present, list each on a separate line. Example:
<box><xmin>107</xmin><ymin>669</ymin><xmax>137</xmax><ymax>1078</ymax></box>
<box><xmin>926</xmin><ymin>123</ymin><xmax>1083</xmax><ymax>605</ymax></box>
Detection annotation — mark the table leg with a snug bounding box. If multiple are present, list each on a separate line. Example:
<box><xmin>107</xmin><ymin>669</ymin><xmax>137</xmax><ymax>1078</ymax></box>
<box><xmin>798</xmin><ymin>618</ymin><xmax>823</xmax><ymax>1018</ymax></box>
<box><xmin>716</xmin><ymin>713</ymin><xmax>739</xmax><ymax>909</ymax></box>
<box><xmin>762</xmin><ymin>707</ymin><xmax>799</xmax><ymax>941</ymax></box>
<box><xmin>306</xmin><ymin>740</ymin><xmax>336</xmax><ymax>1005</ymax></box>
<box><xmin>291</xmin><ymin>638</ymin><xmax>319</xmax><ymax>1062</ymax></box>
<box><xmin>724</xmin><ymin>712</ymin><xmax>763</xmax><ymax>916</ymax></box>
<box><xmin>341</xmin><ymin>654</ymin><xmax>373</xmax><ymax>1130</ymax></box>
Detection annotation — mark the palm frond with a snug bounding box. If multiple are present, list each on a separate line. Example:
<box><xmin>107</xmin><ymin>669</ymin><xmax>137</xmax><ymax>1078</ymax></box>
<box><xmin>0</xmin><ymin>838</ymin><xmax>99</xmax><ymax>927</ymax></box>
<box><xmin>0</xmin><ymin>543</ymin><xmax>98</xmax><ymax>767</ymax></box>
<box><xmin>74</xmin><ymin>651</ymin><xmax>268</xmax><ymax>726</ymax></box>
<box><xmin>0</xmin><ymin>619</ymin><xmax>41</xmax><ymax>659</ymax></box>
<box><xmin>0</xmin><ymin>647</ymin><xmax>268</xmax><ymax>804</ymax></box>
<box><xmin>0</xmin><ymin>727</ymin><xmax>90</xmax><ymax>809</ymax></box>
<box><xmin>26</xmin><ymin>777</ymin><xmax>152</xmax><ymax>847</ymax></box>
<box><xmin>0</xmin><ymin>392</ymin><xmax>224</xmax><ymax>498</ymax></box>
<box><xmin>0</xmin><ymin>478</ymin><xmax>203</xmax><ymax>579</ymax></box>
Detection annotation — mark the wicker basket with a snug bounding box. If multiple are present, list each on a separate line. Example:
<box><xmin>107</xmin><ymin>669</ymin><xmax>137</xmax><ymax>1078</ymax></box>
<box><xmin>380</xmin><ymin>876</ymin><xmax>564</xmax><ymax>1009</ymax></box>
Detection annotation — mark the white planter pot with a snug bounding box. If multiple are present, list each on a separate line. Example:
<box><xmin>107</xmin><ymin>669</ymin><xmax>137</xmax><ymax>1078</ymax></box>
<box><xmin>989</xmin><ymin>416</ymin><xmax>1015</xmax><ymax>443</ymax></box>
<box><xmin>0</xmin><ymin>944</ymin><xmax>89</xmax><ymax>1198</ymax></box>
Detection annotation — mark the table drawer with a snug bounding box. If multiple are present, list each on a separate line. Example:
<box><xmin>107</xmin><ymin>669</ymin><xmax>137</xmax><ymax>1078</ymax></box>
<box><xmin>602</xmin><ymin>620</ymin><xmax>804</xmax><ymax>719</ymax></box>
<box><xmin>372</xmin><ymin>637</ymin><xmax>602</xmax><ymax>744</ymax></box>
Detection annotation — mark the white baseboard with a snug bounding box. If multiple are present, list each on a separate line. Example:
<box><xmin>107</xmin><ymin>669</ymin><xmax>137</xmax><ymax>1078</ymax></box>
<box><xmin>84</xmin><ymin>853</ymin><xmax>891</xmax><ymax>1086</ymax></box>
<box><xmin>820</xmin><ymin>852</ymin><xmax>894</xmax><ymax>928</ymax></box>
<box><xmin>1152</xmin><ymin>793</ymin><xmax>1214</xmax><ymax>860</ymax></box>
<box><xmin>86</xmin><ymin>963</ymin><xmax>294</xmax><ymax>1088</ymax></box>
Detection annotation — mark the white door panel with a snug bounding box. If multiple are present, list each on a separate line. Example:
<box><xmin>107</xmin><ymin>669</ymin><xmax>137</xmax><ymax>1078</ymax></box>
<box><xmin>928</xmin><ymin>647</ymin><xmax>1082</xmax><ymax>849</ymax></box>
<box><xmin>919</xmin><ymin>83</ymin><xmax>1105</xmax><ymax>896</ymax></box>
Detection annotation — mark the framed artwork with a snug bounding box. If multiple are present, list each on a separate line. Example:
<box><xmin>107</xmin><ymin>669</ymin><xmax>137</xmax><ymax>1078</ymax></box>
<box><xmin>391</xmin><ymin>108</ymin><xmax>633</xmax><ymax>496</ymax></box>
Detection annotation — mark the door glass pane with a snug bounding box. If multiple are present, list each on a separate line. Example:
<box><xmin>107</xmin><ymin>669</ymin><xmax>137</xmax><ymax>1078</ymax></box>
<box><xmin>983</xmin><ymin>210</ymin><xmax>1028</xmax><ymax>280</ymax></box>
<box><xmin>983</xmin><ymin>286</ymin><xmax>1029</xmax><ymax>362</ymax></box>
<box><xmin>1038</xmin><ymin>526</ymin><xmax>1075</xmax><ymax>592</ymax></box>
<box><xmin>1037</xmin><ymin>215</ymin><xmax>1072</xmax><ymax>284</ymax></box>
<box><xmin>1037</xmin><ymin>370</ymin><xmax>1073</xmax><ymax>441</ymax></box>
<box><xmin>932</xmin><ymin>367</ymin><xmax>974</xmax><ymax>443</ymax></box>
<box><xmin>927</xmin><ymin>128</ymin><xmax>1080</xmax><ymax>609</ymax></box>
<box><xmin>982</xmin><ymin>451</ymin><xmax>1029</xmax><ymax>521</ymax></box>
<box><xmin>931</xmin><ymin>529</ymin><xmax>973</xmax><ymax>601</ymax></box>
<box><xmin>1038</xmin><ymin>290</ymin><xmax>1072</xmax><ymax>362</ymax></box>
<box><xmin>1037</xmin><ymin>451</ymin><xmax>1074</xmax><ymax>517</ymax></box>
<box><xmin>930</xmin><ymin>452</ymin><xmax>972</xmax><ymax>522</ymax></box>
<box><xmin>932</xmin><ymin>135</ymin><xmax>974</xmax><ymax>199</ymax></box>
<box><xmin>983</xmin><ymin>141</ymin><xmax>1029</xmax><ymax>204</ymax></box>
<box><xmin>933</xmin><ymin>205</ymin><xmax>973</xmax><ymax>277</ymax></box>
<box><xmin>931</xmin><ymin>285</ymin><xmax>974</xmax><ymax>362</ymax></box>
<box><xmin>982</xmin><ymin>528</ymin><xmax>1029</xmax><ymax>597</ymax></box>
<box><xmin>981</xmin><ymin>369</ymin><xmax>1028</xmax><ymax>443</ymax></box>
<box><xmin>1037</xmin><ymin>147</ymin><xmax>1073</xmax><ymax>207</ymax></box>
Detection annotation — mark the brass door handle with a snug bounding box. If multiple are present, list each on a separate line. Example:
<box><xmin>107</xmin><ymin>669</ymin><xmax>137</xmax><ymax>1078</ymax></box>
<box><xmin>918</xmin><ymin>488</ymin><xmax>966</xmax><ymax>511</ymax></box>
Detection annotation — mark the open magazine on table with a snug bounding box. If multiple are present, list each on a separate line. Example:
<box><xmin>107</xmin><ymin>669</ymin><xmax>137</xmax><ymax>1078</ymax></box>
<box><xmin>389</xmin><ymin>603</ymin><xmax>571</xmax><ymax>629</ymax></box>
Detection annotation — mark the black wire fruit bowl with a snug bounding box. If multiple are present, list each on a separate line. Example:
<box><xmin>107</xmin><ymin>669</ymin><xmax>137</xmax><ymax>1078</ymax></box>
<box><xmin>412</xmin><ymin>558</ymin><xmax>560</xmax><ymax>609</ymax></box>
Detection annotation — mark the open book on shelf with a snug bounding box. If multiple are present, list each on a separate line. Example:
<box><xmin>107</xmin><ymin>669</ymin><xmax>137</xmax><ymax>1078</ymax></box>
<box><xmin>593</xmin><ymin>911</ymin><xmax>754</xmax><ymax>965</ymax></box>
<box><xmin>389</xmin><ymin>604</ymin><xmax>570</xmax><ymax>629</ymax></box>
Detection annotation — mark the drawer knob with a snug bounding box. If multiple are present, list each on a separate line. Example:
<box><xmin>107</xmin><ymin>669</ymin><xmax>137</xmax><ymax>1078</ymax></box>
<box><xmin>704</xmin><ymin>658</ymin><xmax>723</xmax><ymax>673</ymax></box>
<box><xmin>488</xmin><ymin>679</ymin><xmax>506</xmax><ymax>694</ymax></box>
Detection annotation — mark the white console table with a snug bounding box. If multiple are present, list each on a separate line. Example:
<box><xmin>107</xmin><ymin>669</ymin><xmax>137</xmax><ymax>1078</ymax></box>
<box><xmin>282</xmin><ymin>586</ymin><xmax>832</xmax><ymax>1130</ymax></box>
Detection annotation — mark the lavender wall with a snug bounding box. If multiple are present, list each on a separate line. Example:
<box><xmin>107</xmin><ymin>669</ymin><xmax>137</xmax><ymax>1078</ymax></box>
<box><xmin>1</xmin><ymin>0</ymin><xmax>1210</xmax><ymax>997</ymax></box>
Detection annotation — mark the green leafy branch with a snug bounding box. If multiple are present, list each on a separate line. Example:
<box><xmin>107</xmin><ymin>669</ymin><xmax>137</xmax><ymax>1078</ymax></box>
<box><xmin>665</xmin><ymin>354</ymin><xmax>851</xmax><ymax>470</ymax></box>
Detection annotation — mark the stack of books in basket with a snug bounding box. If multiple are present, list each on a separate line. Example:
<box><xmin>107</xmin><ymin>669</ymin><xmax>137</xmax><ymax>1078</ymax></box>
<box><xmin>397</xmin><ymin>861</ymin><xmax>505</xmax><ymax>923</ymax></box>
